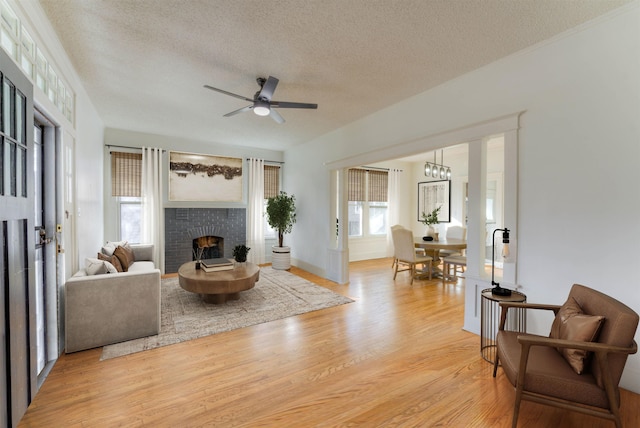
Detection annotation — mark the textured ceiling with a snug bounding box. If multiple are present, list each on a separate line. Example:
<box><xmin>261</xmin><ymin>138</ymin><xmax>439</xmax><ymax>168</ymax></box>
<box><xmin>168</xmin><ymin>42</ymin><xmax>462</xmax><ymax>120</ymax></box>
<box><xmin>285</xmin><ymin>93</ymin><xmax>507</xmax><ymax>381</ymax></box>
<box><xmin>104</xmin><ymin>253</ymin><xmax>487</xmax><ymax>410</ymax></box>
<box><xmin>38</xmin><ymin>0</ymin><xmax>631</xmax><ymax>151</ymax></box>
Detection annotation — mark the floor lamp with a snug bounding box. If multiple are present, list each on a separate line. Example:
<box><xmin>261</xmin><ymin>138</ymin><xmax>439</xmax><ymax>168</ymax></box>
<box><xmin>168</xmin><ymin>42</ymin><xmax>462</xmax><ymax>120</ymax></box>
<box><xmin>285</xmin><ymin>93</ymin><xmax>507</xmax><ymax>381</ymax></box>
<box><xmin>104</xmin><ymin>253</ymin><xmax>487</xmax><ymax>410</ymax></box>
<box><xmin>491</xmin><ymin>227</ymin><xmax>512</xmax><ymax>296</ymax></box>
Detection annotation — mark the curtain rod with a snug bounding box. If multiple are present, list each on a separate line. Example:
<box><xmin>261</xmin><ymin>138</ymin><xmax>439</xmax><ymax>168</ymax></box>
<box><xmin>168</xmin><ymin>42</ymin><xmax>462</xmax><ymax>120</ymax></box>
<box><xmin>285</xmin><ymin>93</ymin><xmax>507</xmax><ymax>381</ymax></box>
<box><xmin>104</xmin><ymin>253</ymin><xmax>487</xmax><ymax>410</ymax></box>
<box><xmin>360</xmin><ymin>165</ymin><xmax>403</xmax><ymax>172</ymax></box>
<box><xmin>106</xmin><ymin>144</ymin><xmax>166</xmax><ymax>153</ymax></box>
<box><xmin>245</xmin><ymin>158</ymin><xmax>284</xmax><ymax>165</ymax></box>
<box><xmin>105</xmin><ymin>146</ymin><xmax>283</xmax><ymax>165</ymax></box>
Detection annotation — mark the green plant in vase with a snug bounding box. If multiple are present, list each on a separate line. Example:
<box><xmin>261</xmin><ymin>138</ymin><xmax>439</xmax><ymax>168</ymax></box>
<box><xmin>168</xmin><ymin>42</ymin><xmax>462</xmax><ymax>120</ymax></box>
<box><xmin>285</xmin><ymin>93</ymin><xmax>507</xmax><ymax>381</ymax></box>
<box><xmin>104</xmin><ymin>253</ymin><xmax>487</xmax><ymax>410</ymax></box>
<box><xmin>266</xmin><ymin>191</ymin><xmax>297</xmax><ymax>270</ymax></box>
<box><xmin>232</xmin><ymin>244</ymin><xmax>251</xmax><ymax>263</ymax></box>
<box><xmin>421</xmin><ymin>206</ymin><xmax>441</xmax><ymax>239</ymax></box>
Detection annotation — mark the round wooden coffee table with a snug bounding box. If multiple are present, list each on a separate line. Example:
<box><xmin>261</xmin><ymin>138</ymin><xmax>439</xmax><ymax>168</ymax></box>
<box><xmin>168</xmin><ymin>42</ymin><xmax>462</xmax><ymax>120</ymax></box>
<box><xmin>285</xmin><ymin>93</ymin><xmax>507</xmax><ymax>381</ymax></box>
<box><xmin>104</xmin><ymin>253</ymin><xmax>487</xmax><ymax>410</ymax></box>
<box><xmin>178</xmin><ymin>261</ymin><xmax>260</xmax><ymax>304</ymax></box>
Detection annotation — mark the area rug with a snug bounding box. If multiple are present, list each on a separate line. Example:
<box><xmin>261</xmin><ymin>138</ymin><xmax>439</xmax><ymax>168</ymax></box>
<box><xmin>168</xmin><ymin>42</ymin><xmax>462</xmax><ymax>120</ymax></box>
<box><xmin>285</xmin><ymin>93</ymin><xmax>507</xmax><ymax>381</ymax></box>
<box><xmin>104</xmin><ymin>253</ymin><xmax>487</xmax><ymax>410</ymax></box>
<box><xmin>101</xmin><ymin>267</ymin><xmax>353</xmax><ymax>360</ymax></box>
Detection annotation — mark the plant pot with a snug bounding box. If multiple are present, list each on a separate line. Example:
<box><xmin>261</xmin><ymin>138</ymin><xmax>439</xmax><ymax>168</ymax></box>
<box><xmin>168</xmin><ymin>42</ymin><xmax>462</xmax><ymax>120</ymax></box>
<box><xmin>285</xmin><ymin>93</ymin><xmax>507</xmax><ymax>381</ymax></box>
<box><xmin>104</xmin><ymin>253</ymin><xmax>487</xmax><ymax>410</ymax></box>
<box><xmin>272</xmin><ymin>246</ymin><xmax>291</xmax><ymax>270</ymax></box>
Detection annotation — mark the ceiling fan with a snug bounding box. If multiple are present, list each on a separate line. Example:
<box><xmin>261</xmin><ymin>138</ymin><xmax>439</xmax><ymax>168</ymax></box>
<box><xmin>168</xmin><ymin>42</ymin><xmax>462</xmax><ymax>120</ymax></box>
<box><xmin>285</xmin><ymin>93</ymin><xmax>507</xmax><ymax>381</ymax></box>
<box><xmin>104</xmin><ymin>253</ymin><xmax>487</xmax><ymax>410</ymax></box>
<box><xmin>204</xmin><ymin>76</ymin><xmax>318</xmax><ymax>124</ymax></box>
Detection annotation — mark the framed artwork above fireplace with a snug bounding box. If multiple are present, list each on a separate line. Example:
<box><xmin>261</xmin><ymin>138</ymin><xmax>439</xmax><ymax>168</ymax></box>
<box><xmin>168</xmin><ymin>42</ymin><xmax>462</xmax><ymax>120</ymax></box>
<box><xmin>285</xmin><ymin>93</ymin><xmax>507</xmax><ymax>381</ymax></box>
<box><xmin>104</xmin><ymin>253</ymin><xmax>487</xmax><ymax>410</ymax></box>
<box><xmin>169</xmin><ymin>151</ymin><xmax>243</xmax><ymax>201</ymax></box>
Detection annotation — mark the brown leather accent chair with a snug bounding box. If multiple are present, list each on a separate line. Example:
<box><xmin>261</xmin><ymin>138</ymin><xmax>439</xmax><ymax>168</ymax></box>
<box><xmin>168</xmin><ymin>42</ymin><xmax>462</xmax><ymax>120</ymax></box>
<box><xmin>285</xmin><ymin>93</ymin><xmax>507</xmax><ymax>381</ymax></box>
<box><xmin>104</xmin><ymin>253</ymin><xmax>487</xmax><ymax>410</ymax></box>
<box><xmin>493</xmin><ymin>284</ymin><xmax>638</xmax><ymax>428</ymax></box>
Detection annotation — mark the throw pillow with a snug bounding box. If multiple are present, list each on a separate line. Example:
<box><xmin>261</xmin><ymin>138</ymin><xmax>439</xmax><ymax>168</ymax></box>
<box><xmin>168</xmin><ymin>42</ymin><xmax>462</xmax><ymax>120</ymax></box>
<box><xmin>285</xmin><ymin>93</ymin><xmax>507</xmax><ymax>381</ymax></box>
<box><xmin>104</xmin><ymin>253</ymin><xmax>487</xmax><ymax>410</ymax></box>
<box><xmin>101</xmin><ymin>240</ymin><xmax>128</xmax><ymax>257</ymax></box>
<box><xmin>85</xmin><ymin>258</ymin><xmax>108</xmax><ymax>275</ymax></box>
<box><xmin>97</xmin><ymin>252</ymin><xmax>124</xmax><ymax>272</ymax></box>
<box><xmin>549</xmin><ymin>297</ymin><xmax>605</xmax><ymax>374</ymax></box>
<box><xmin>113</xmin><ymin>245</ymin><xmax>135</xmax><ymax>272</ymax></box>
<box><xmin>103</xmin><ymin>261</ymin><xmax>118</xmax><ymax>274</ymax></box>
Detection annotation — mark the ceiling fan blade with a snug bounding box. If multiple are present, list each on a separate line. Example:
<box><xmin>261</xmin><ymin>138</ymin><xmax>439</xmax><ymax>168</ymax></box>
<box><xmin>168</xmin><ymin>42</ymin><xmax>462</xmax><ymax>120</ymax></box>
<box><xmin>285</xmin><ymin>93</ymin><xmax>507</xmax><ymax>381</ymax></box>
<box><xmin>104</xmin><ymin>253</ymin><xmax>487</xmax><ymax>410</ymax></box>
<box><xmin>224</xmin><ymin>105</ymin><xmax>253</xmax><ymax>117</ymax></box>
<box><xmin>258</xmin><ymin>76</ymin><xmax>279</xmax><ymax>101</ymax></box>
<box><xmin>204</xmin><ymin>85</ymin><xmax>253</xmax><ymax>102</ymax></box>
<box><xmin>269</xmin><ymin>108</ymin><xmax>285</xmax><ymax>124</ymax></box>
<box><xmin>271</xmin><ymin>101</ymin><xmax>318</xmax><ymax>109</ymax></box>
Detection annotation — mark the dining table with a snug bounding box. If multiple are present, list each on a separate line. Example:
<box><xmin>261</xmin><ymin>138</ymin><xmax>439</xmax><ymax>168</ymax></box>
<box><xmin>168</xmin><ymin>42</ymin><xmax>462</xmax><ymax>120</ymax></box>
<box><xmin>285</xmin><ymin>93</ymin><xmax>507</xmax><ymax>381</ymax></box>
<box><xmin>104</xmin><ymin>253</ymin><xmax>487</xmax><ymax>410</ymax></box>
<box><xmin>414</xmin><ymin>237</ymin><xmax>467</xmax><ymax>278</ymax></box>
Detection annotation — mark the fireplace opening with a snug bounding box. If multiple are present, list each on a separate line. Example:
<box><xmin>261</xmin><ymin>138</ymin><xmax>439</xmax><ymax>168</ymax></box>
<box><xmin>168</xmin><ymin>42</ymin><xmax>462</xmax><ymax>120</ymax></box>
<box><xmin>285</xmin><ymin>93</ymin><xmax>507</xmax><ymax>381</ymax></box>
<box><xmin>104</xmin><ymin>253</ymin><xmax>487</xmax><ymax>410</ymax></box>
<box><xmin>193</xmin><ymin>236</ymin><xmax>223</xmax><ymax>260</ymax></box>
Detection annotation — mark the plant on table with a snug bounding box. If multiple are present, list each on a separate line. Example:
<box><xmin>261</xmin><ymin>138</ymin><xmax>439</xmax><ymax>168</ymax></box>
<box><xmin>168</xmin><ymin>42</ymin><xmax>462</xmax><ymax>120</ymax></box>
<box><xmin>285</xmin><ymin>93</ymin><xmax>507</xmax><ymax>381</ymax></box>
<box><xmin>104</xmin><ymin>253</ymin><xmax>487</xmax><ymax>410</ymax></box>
<box><xmin>421</xmin><ymin>206</ymin><xmax>441</xmax><ymax>237</ymax></box>
<box><xmin>232</xmin><ymin>244</ymin><xmax>251</xmax><ymax>263</ymax></box>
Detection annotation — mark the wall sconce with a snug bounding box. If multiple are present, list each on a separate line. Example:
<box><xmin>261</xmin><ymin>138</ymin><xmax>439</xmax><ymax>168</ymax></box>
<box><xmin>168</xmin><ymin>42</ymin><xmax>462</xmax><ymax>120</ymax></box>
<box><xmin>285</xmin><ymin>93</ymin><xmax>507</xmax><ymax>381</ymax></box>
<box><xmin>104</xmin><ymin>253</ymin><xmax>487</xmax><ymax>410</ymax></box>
<box><xmin>424</xmin><ymin>150</ymin><xmax>451</xmax><ymax>180</ymax></box>
<box><xmin>491</xmin><ymin>227</ymin><xmax>512</xmax><ymax>296</ymax></box>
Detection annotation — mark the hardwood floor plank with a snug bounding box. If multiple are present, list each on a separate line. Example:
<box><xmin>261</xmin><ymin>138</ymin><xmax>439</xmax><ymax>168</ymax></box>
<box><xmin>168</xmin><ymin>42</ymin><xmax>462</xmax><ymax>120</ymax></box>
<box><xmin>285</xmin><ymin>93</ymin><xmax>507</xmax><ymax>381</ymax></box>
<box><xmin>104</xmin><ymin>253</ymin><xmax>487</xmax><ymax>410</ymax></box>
<box><xmin>19</xmin><ymin>259</ymin><xmax>639</xmax><ymax>427</ymax></box>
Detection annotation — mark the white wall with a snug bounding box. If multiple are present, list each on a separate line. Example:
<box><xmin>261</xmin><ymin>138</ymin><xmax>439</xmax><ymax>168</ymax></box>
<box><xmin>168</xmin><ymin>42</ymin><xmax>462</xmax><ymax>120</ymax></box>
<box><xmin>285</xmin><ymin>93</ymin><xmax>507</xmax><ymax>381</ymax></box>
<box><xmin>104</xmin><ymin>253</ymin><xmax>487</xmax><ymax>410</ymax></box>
<box><xmin>73</xmin><ymin>94</ymin><xmax>105</xmax><ymax>266</ymax></box>
<box><xmin>286</xmin><ymin>4</ymin><xmax>640</xmax><ymax>391</ymax></box>
<box><xmin>103</xmin><ymin>128</ymin><xmax>284</xmax><ymax>262</ymax></box>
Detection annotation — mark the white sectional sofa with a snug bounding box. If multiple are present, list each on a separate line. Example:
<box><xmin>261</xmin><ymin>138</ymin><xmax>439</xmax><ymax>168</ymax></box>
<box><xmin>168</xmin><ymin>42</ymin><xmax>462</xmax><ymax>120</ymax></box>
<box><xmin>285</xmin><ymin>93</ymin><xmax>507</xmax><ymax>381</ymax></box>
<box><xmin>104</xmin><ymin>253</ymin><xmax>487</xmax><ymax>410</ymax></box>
<box><xmin>65</xmin><ymin>244</ymin><xmax>161</xmax><ymax>353</ymax></box>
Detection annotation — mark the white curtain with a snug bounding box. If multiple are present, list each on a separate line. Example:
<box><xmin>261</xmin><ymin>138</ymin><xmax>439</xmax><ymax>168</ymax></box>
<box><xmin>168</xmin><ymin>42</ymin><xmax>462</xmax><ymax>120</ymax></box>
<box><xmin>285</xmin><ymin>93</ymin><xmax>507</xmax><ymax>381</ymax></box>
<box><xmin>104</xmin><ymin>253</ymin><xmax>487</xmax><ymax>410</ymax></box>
<box><xmin>386</xmin><ymin>168</ymin><xmax>402</xmax><ymax>256</ymax></box>
<box><xmin>141</xmin><ymin>147</ymin><xmax>165</xmax><ymax>273</ymax></box>
<box><xmin>247</xmin><ymin>158</ymin><xmax>265</xmax><ymax>264</ymax></box>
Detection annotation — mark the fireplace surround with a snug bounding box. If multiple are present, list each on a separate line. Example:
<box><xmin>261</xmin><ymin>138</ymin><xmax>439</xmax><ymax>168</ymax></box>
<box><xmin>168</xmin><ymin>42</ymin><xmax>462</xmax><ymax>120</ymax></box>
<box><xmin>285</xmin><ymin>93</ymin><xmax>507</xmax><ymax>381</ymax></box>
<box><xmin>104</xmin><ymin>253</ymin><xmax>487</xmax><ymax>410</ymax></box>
<box><xmin>164</xmin><ymin>208</ymin><xmax>246</xmax><ymax>273</ymax></box>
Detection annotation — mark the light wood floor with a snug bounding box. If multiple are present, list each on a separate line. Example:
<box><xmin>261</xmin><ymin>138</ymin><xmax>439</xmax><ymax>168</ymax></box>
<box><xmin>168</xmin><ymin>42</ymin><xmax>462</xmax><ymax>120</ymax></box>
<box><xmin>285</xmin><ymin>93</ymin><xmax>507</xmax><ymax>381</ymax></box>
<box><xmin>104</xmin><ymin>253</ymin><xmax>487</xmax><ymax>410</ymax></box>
<box><xmin>20</xmin><ymin>259</ymin><xmax>639</xmax><ymax>427</ymax></box>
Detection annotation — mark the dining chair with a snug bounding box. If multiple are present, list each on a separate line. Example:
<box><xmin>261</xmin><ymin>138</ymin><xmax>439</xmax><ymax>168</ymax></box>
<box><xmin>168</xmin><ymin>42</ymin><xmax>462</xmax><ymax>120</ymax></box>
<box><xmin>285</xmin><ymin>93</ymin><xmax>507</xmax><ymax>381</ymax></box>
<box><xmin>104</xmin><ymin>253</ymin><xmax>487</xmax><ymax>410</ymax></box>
<box><xmin>442</xmin><ymin>254</ymin><xmax>466</xmax><ymax>283</ymax></box>
<box><xmin>439</xmin><ymin>226</ymin><xmax>466</xmax><ymax>255</ymax></box>
<box><xmin>392</xmin><ymin>227</ymin><xmax>432</xmax><ymax>284</ymax></box>
<box><xmin>493</xmin><ymin>284</ymin><xmax>638</xmax><ymax>428</ymax></box>
<box><xmin>439</xmin><ymin>226</ymin><xmax>466</xmax><ymax>275</ymax></box>
<box><xmin>390</xmin><ymin>224</ymin><xmax>425</xmax><ymax>268</ymax></box>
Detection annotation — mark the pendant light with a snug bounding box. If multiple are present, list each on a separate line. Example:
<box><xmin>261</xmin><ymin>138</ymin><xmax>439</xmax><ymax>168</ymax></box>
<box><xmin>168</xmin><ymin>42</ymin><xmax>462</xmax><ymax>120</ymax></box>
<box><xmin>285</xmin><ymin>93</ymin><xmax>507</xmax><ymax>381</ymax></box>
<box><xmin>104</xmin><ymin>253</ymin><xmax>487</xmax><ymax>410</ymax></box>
<box><xmin>423</xmin><ymin>149</ymin><xmax>452</xmax><ymax>180</ymax></box>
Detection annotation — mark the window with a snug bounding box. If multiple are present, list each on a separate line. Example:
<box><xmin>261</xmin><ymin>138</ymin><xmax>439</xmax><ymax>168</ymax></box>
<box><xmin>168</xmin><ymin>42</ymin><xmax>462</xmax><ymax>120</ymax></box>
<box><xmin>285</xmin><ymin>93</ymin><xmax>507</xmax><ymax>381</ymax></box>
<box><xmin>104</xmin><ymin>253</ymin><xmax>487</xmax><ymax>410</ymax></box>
<box><xmin>0</xmin><ymin>74</ymin><xmax>27</xmax><ymax>197</ymax></box>
<box><xmin>0</xmin><ymin>0</ymin><xmax>76</xmax><ymax>123</ymax></box>
<box><xmin>111</xmin><ymin>151</ymin><xmax>142</xmax><ymax>243</ymax></box>
<box><xmin>119</xmin><ymin>197</ymin><xmax>141</xmax><ymax>243</ymax></box>
<box><xmin>263</xmin><ymin>164</ymin><xmax>280</xmax><ymax>239</ymax></box>
<box><xmin>348</xmin><ymin>168</ymin><xmax>388</xmax><ymax>237</ymax></box>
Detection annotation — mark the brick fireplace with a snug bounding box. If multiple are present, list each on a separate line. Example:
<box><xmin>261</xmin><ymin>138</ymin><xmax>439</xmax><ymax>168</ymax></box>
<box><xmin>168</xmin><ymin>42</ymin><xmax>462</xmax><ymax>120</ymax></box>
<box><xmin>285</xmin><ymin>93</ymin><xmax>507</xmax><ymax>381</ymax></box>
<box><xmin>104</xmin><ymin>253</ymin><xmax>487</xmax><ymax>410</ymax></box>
<box><xmin>164</xmin><ymin>208</ymin><xmax>246</xmax><ymax>273</ymax></box>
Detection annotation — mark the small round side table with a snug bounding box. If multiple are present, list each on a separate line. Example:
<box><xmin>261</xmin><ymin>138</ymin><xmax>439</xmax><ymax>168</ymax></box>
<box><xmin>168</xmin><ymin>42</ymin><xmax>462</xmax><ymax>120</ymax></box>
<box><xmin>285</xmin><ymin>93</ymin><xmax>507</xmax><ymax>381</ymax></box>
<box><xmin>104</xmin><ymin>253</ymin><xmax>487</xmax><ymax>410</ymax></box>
<box><xmin>481</xmin><ymin>288</ymin><xmax>527</xmax><ymax>364</ymax></box>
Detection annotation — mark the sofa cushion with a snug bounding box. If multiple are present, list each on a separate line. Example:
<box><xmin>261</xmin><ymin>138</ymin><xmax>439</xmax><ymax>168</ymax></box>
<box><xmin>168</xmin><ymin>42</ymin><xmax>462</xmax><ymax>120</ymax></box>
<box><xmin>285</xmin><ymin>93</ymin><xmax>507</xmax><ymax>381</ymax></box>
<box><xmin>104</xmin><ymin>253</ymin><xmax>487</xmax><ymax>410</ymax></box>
<box><xmin>549</xmin><ymin>296</ymin><xmax>604</xmax><ymax>374</ymax></box>
<box><xmin>86</xmin><ymin>258</ymin><xmax>108</xmax><ymax>275</ymax></box>
<box><xmin>98</xmin><ymin>252</ymin><xmax>124</xmax><ymax>272</ymax></box>
<box><xmin>127</xmin><ymin>261</ymin><xmax>155</xmax><ymax>273</ymax></box>
<box><xmin>114</xmin><ymin>245</ymin><xmax>136</xmax><ymax>272</ymax></box>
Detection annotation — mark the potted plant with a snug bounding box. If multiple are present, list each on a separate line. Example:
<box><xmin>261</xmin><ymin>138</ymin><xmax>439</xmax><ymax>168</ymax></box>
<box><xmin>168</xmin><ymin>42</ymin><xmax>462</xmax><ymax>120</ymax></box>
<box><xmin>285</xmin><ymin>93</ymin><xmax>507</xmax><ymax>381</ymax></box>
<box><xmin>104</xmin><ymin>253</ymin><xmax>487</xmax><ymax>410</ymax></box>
<box><xmin>266</xmin><ymin>191</ymin><xmax>297</xmax><ymax>270</ymax></box>
<box><xmin>421</xmin><ymin>206</ymin><xmax>441</xmax><ymax>240</ymax></box>
<box><xmin>232</xmin><ymin>244</ymin><xmax>250</xmax><ymax>263</ymax></box>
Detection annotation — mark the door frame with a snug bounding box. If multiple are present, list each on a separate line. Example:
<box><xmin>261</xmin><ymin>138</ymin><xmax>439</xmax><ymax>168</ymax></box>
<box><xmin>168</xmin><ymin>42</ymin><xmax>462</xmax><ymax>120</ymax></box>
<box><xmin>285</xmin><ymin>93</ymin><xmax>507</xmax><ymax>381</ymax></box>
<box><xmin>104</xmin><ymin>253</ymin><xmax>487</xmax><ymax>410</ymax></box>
<box><xmin>33</xmin><ymin>108</ymin><xmax>60</xmax><ymax>386</ymax></box>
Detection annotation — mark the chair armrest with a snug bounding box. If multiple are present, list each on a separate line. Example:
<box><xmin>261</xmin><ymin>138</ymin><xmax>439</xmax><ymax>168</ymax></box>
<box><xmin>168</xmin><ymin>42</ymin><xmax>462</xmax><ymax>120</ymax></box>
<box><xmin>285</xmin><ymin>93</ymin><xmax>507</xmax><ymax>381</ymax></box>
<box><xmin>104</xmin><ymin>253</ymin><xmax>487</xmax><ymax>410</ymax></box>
<box><xmin>517</xmin><ymin>334</ymin><xmax>638</xmax><ymax>355</ymax></box>
<box><xmin>497</xmin><ymin>302</ymin><xmax>562</xmax><ymax>331</ymax></box>
<box><xmin>498</xmin><ymin>302</ymin><xmax>561</xmax><ymax>311</ymax></box>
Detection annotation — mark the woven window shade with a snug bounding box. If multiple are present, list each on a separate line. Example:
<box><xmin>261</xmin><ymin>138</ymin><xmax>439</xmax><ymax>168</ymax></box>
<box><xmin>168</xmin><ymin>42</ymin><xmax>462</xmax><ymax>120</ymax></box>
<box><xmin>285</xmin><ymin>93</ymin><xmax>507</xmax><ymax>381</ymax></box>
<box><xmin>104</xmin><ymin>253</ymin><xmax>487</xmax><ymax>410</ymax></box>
<box><xmin>264</xmin><ymin>164</ymin><xmax>280</xmax><ymax>199</ymax></box>
<box><xmin>111</xmin><ymin>152</ymin><xmax>142</xmax><ymax>197</ymax></box>
<box><xmin>368</xmin><ymin>170</ymin><xmax>388</xmax><ymax>202</ymax></box>
<box><xmin>348</xmin><ymin>168</ymin><xmax>366</xmax><ymax>201</ymax></box>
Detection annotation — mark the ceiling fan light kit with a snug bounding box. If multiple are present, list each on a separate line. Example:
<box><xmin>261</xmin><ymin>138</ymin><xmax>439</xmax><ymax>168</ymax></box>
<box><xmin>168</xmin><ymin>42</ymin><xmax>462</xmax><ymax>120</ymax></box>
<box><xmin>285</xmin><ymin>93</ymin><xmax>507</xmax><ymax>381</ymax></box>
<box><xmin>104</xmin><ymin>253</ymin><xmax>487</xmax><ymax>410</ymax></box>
<box><xmin>204</xmin><ymin>76</ymin><xmax>317</xmax><ymax>124</ymax></box>
<box><xmin>253</xmin><ymin>100</ymin><xmax>270</xmax><ymax>116</ymax></box>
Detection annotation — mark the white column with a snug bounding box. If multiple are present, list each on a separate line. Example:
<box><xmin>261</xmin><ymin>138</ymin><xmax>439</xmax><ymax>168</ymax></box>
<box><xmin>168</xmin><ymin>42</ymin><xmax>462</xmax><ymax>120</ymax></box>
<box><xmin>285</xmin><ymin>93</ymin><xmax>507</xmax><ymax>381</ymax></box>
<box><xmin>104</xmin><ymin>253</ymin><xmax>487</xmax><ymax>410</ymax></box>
<box><xmin>502</xmin><ymin>129</ymin><xmax>518</xmax><ymax>286</ymax></box>
<box><xmin>326</xmin><ymin>168</ymin><xmax>349</xmax><ymax>284</ymax></box>
<box><xmin>465</xmin><ymin>138</ymin><xmax>487</xmax><ymax>278</ymax></box>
